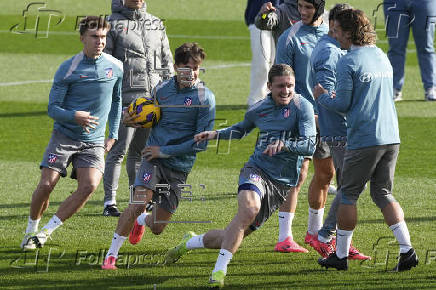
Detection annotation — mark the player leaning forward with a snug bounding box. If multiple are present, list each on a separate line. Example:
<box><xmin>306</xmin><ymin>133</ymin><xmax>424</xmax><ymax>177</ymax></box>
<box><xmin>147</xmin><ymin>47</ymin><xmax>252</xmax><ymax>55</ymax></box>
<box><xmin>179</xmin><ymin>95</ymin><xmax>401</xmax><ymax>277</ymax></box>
<box><xmin>166</xmin><ymin>64</ymin><xmax>316</xmax><ymax>287</ymax></box>
<box><xmin>101</xmin><ymin>42</ymin><xmax>216</xmax><ymax>269</ymax></box>
<box><xmin>314</xmin><ymin>9</ymin><xmax>418</xmax><ymax>271</ymax></box>
<box><xmin>20</xmin><ymin>16</ymin><xmax>123</xmax><ymax>250</ymax></box>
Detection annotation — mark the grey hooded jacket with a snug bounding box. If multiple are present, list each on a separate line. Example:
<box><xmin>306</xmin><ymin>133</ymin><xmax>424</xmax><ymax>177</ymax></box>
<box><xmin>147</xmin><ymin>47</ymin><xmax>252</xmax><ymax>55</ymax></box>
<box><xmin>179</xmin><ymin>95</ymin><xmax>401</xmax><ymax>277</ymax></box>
<box><xmin>105</xmin><ymin>0</ymin><xmax>174</xmax><ymax>104</ymax></box>
<box><xmin>254</xmin><ymin>0</ymin><xmax>300</xmax><ymax>44</ymax></box>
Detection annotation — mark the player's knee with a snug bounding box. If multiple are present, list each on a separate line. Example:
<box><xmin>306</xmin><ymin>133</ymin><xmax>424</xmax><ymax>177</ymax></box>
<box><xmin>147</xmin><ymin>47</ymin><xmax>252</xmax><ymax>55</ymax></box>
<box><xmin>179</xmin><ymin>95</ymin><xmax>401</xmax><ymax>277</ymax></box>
<box><xmin>340</xmin><ymin>192</ymin><xmax>357</xmax><ymax>206</ymax></box>
<box><xmin>132</xmin><ymin>204</ymin><xmax>146</xmax><ymax>217</ymax></box>
<box><xmin>242</xmin><ymin>205</ymin><xmax>260</xmax><ymax>222</ymax></box>
<box><xmin>36</xmin><ymin>181</ymin><xmax>56</xmax><ymax>195</ymax></box>
<box><xmin>370</xmin><ymin>191</ymin><xmax>396</xmax><ymax>209</ymax></box>
<box><xmin>149</xmin><ymin>223</ymin><xmax>166</xmax><ymax>235</ymax></box>
<box><xmin>314</xmin><ymin>165</ymin><xmax>334</xmax><ymax>184</ymax></box>
<box><xmin>78</xmin><ymin>183</ymin><xmax>99</xmax><ymax>196</ymax></box>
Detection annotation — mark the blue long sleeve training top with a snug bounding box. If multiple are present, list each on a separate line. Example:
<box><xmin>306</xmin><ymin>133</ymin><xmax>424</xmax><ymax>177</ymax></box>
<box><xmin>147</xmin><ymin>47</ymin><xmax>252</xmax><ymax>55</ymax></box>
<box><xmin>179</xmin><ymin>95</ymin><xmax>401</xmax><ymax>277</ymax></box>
<box><xmin>217</xmin><ymin>94</ymin><xmax>316</xmax><ymax>186</ymax></box>
<box><xmin>317</xmin><ymin>45</ymin><xmax>400</xmax><ymax>149</ymax></box>
<box><xmin>48</xmin><ymin>51</ymin><xmax>123</xmax><ymax>144</ymax></box>
<box><xmin>146</xmin><ymin>77</ymin><xmax>216</xmax><ymax>173</ymax></box>
<box><xmin>275</xmin><ymin>21</ymin><xmax>328</xmax><ymax>113</ymax></box>
<box><xmin>310</xmin><ymin>34</ymin><xmax>347</xmax><ymax>139</ymax></box>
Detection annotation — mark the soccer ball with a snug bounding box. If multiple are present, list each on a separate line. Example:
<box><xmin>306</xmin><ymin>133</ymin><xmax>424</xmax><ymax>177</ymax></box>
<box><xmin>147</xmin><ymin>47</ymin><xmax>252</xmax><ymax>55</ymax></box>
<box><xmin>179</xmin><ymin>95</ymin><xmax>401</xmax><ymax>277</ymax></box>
<box><xmin>127</xmin><ymin>97</ymin><xmax>161</xmax><ymax>128</ymax></box>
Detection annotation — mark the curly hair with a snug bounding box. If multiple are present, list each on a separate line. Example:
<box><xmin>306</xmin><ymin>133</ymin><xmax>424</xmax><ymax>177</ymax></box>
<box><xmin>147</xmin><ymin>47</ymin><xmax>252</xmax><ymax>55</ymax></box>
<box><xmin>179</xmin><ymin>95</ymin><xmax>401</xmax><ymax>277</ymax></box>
<box><xmin>174</xmin><ymin>42</ymin><xmax>206</xmax><ymax>65</ymax></box>
<box><xmin>335</xmin><ymin>9</ymin><xmax>376</xmax><ymax>46</ymax></box>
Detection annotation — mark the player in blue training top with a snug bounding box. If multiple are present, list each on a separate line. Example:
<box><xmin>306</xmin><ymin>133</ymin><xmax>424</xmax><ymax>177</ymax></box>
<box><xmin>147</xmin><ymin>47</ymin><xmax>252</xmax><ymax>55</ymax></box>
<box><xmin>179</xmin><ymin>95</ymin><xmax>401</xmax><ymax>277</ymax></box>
<box><xmin>383</xmin><ymin>0</ymin><xmax>436</xmax><ymax>101</ymax></box>
<box><xmin>20</xmin><ymin>16</ymin><xmax>123</xmax><ymax>251</ymax></box>
<box><xmin>315</xmin><ymin>9</ymin><xmax>418</xmax><ymax>272</ymax></box>
<box><xmin>165</xmin><ymin>64</ymin><xmax>316</xmax><ymax>287</ymax></box>
<box><xmin>308</xmin><ymin>3</ymin><xmax>370</xmax><ymax>261</ymax></box>
<box><xmin>274</xmin><ymin>0</ymin><xmax>332</xmax><ymax>254</ymax></box>
<box><xmin>101</xmin><ymin>42</ymin><xmax>216</xmax><ymax>270</ymax></box>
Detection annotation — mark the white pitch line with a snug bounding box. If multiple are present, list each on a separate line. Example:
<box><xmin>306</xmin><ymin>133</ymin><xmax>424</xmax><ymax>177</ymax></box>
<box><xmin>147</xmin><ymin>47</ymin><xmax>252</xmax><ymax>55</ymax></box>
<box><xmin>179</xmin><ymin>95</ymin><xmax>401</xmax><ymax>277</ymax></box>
<box><xmin>0</xmin><ymin>79</ymin><xmax>52</xmax><ymax>87</ymax></box>
<box><xmin>0</xmin><ymin>30</ymin><xmax>250</xmax><ymax>40</ymax></box>
<box><xmin>0</xmin><ymin>63</ymin><xmax>252</xmax><ymax>87</ymax></box>
<box><xmin>207</xmin><ymin>63</ymin><xmax>250</xmax><ymax>69</ymax></box>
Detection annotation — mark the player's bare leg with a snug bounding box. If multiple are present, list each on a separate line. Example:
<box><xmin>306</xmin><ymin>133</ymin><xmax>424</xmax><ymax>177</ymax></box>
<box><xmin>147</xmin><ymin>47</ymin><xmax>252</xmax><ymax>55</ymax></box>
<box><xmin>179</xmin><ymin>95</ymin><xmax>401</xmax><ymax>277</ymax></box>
<box><xmin>165</xmin><ymin>189</ymin><xmax>259</xmax><ymax>287</ymax></box>
<box><xmin>115</xmin><ymin>187</ymin><xmax>151</xmax><ymax>236</ymax></box>
<box><xmin>145</xmin><ymin>205</ymin><xmax>173</xmax><ymax>235</ymax></box>
<box><xmin>56</xmin><ymin>168</ymin><xmax>102</xmax><ymax>221</ymax></box>
<box><xmin>275</xmin><ymin>159</ymin><xmax>309</xmax><ymax>252</ymax></box>
<box><xmin>29</xmin><ymin>168</ymin><xmax>60</xmax><ymax>220</ymax></box>
<box><xmin>102</xmin><ymin>186</ymin><xmax>152</xmax><ymax>269</ymax></box>
<box><xmin>306</xmin><ymin>157</ymin><xmax>334</xmax><ymax>241</ymax></box>
<box><xmin>22</xmin><ymin>168</ymin><xmax>60</xmax><ymax>250</ymax></box>
<box><xmin>28</xmin><ymin>168</ymin><xmax>102</xmax><ymax>249</ymax></box>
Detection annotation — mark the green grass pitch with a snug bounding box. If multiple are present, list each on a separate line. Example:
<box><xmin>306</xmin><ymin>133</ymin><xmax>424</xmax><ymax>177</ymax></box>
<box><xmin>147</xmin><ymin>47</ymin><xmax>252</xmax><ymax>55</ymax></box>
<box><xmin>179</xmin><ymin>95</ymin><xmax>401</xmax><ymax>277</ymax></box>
<box><xmin>1</xmin><ymin>0</ymin><xmax>436</xmax><ymax>289</ymax></box>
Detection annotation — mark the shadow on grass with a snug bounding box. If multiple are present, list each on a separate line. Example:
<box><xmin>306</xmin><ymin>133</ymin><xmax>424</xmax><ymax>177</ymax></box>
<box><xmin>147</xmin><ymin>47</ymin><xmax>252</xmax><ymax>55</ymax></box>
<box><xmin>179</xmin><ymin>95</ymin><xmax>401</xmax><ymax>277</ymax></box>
<box><xmin>0</xmin><ymin>111</ymin><xmax>47</xmax><ymax>118</ymax></box>
<box><xmin>360</xmin><ymin>216</ymin><xmax>436</xmax><ymax>224</ymax></box>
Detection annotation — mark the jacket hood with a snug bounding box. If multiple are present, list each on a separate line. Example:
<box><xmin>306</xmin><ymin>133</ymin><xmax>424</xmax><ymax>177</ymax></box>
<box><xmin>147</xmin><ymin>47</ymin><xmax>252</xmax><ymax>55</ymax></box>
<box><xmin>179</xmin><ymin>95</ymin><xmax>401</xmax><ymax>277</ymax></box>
<box><xmin>111</xmin><ymin>0</ymin><xmax>147</xmax><ymax>20</ymax></box>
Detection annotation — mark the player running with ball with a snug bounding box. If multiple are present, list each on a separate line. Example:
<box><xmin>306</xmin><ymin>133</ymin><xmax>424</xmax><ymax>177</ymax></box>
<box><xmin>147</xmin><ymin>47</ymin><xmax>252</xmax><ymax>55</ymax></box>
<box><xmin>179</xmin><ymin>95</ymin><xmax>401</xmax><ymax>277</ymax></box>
<box><xmin>101</xmin><ymin>42</ymin><xmax>216</xmax><ymax>270</ymax></box>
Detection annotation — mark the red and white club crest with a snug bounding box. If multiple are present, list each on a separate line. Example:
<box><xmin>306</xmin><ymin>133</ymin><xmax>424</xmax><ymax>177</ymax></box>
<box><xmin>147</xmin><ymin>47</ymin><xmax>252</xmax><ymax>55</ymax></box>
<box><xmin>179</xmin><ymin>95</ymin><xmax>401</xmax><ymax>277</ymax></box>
<box><xmin>48</xmin><ymin>153</ymin><xmax>57</xmax><ymax>163</ymax></box>
<box><xmin>282</xmin><ymin>108</ymin><xmax>290</xmax><ymax>118</ymax></box>
<box><xmin>105</xmin><ymin>68</ymin><xmax>113</xmax><ymax>78</ymax></box>
<box><xmin>184</xmin><ymin>97</ymin><xmax>192</xmax><ymax>106</ymax></box>
<box><xmin>143</xmin><ymin>172</ymin><xmax>152</xmax><ymax>183</ymax></box>
<box><xmin>249</xmin><ymin>173</ymin><xmax>261</xmax><ymax>183</ymax></box>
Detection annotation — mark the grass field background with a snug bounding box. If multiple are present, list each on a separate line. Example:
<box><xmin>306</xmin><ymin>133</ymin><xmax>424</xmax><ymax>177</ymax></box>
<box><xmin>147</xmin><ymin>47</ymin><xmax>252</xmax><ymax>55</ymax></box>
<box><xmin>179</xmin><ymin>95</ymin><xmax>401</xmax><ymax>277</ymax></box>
<box><xmin>1</xmin><ymin>0</ymin><xmax>436</xmax><ymax>289</ymax></box>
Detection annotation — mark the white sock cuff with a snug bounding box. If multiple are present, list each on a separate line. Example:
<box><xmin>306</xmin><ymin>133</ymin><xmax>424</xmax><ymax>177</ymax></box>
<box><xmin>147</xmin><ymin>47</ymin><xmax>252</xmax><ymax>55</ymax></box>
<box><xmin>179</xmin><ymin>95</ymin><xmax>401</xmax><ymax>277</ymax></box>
<box><xmin>278</xmin><ymin>212</ymin><xmax>295</xmax><ymax>219</ymax></box>
<box><xmin>137</xmin><ymin>213</ymin><xmax>149</xmax><ymax>226</ymax></box>
<box><xmin>337</xmin><ymin>229</ymin><xmax>353</xmax><ymax>236</ymax></box>
<box><xmin>104</xmin><ymin>200</ymin><xmax>117</xmax><ymax>207</ymax></box>
<box><xmin>389</xmin><ymin>221</ymin><xmax>406</xmax><ymax>231</ymax></box>
<box><xmin>186</xmin><ymin>234</ymin><xmax>205</xmax><ymax>249</ymax></box>
<box><xmin>29</xmin><ymin>216</ymin><xmax>41</xmax><ymax>222</ymax></box>
<box><xmin>52</xmin><ymin>215</ymin><xmax>63</xmax><ymax>225</ymax></box>
<box><xmin>308</xmin><ymin>207</ymin><xmax>324</xmax><ymax>214</ymax></box>
<box><xmin>219</xmin><ymin>249</ymin><xmax>233</xmax><ymax>259</ymax></box>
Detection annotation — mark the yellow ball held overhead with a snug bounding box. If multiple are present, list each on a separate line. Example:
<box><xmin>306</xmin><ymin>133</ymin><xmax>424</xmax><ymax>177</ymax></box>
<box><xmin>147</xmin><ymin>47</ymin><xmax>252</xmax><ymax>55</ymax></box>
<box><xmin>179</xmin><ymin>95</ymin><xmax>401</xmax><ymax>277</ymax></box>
<box><xmin>127</xmin><ymin>97</ymin><xmax>161</xmax><ymax>128</ymax></box>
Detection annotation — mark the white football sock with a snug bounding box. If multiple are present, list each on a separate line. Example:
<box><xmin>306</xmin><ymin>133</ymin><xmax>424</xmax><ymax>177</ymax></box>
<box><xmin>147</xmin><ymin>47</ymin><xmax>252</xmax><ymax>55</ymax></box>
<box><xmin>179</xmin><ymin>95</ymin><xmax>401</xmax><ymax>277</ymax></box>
<box><xmin>213</xmin><ymin>249</ymin><xmax>233</xmax><ymax>275</ymax></box>
<box><xmin>389</xmin><ymin>221</ymin><xmax>412</xmax><ymax>254</ymax></box>
<box><xmin>186</xmin><ymin>234</ymin><xmax>205</xmax><ymax>249</ymax></box>
<box><xmin>104</xmin><ymin>199</ymin><xmax>116</xmax><ymax>207</ymax></box>
<box><xmin>336</xmin><ymin>229</ymin><xmax>353</xmax><ymax>259</ymax></box>
<box><xmin>278</xmin><ymin>212</ymin><xmax>294</xmax><ymax>242</ymax></box>
<box><xmin>41</xmin><ymin>215</ymin><xmax>63</xmax><ymax>235</ymax></box>
<box><xmin>26</xmin><ymin>216</ymin><xmax>40</xmax><ymax>234</ymax></box>
<box><xmin>307</xmin><ymin>207</ymin><xmax>324</xmax><ymax>235</ymax></box>
<box><xmin>137</xmin><ymin>213</ymin><xmax>149</xmax><ymax>226</ymax></box>
<box><xmin>106</xmin><ymin>233</ymin><xmax>127</xmax><ymax>258</ymax></box>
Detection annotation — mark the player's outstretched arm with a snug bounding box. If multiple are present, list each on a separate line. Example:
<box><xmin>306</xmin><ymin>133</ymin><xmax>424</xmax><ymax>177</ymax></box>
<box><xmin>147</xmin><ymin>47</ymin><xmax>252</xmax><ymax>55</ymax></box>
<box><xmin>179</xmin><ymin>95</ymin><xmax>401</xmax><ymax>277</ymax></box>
<box><xmin>194</xmin><ymin>131</ymin><xmax>217</xmax><ymax>143</ymax></box>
